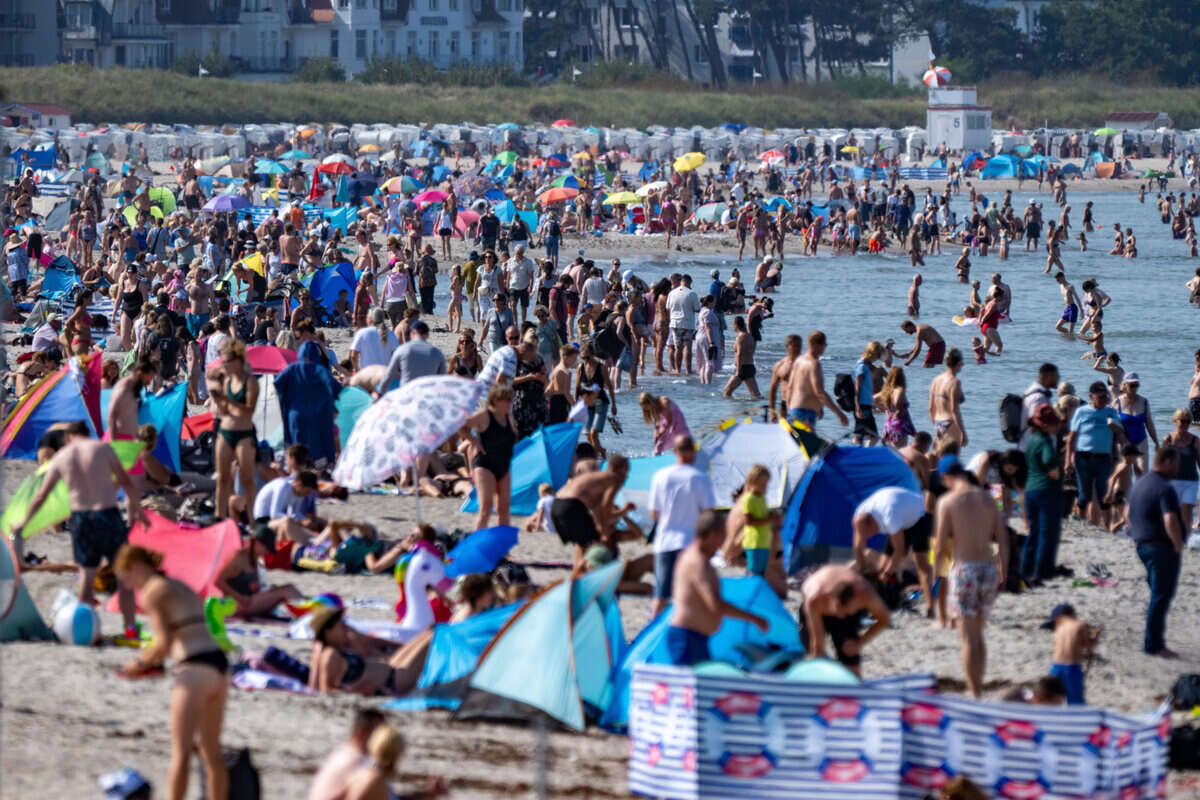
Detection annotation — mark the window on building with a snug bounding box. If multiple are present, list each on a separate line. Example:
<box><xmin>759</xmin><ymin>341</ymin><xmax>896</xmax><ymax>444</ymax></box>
<box><xmin>470</xmin><ymin>31</ymin><xmax>479</xmax><ymax>57</ymax></box>
<box><xmin>429</xmin><ymin>31</ymin><xmax>439</xmax><ymax>60</ymax></box>
<box><xmin>408</xmin><ymin>30</ymin><xmax>417</xmax><ymax>56</ymax></box>
<box><xmin>383</xmin><ymin>0</ymin><xmax>396</xmax><ymax>9</ymax></box>
<box><xmin>356</xmin><ymin>29</ymin><xmax>366</xmax><ymax>57</ymax></box>
<box><xmin>577</xmin><ymin>44</ymin><xmax>591</xmax><ymax>63</ymax></box>
<box><xmin>618</xmin><ymin>5</ymin><xmax>637</xmax><ymax>26</ymax></box>
<box><xmin>157</xmin><ymin>0</ymin><xmax>171</xmax><ymax>11</ymax></box>
<box><xmin>449</xmin><ymin>31</ymin><xmax>459</xmax><ymax>57</ymax></box>
<box><xmin>693</xmin><ymin>44</ymin><xmax>707</xmax><ymax>64</ymax></box>
<box><xmin>356</xmin><ymin>0</ymin><xmax>366</xmax><ymax>8</ymax></box>
<box><xmin>448</xmin><ymin>0</ymin><xmax>458</xmax><ymax>9</ymax></box>
<box><xmin>337</xmin><ymin>0</ymin><xmax>349</xmax><ymax>8</ymax></box>
<box><xmin>115</xmin><ymin>45</ymin><xmax>126</xmax><ymax>65</ymax></box>
<box><xmin>429</xmin><ymin>0</ymin><xmax>437</xmax><ymax>8</ymax></box>
<box><xmin>330</xmin><ymin>29</ymin><xmax>339</xmax><ymax>57</ymax></box>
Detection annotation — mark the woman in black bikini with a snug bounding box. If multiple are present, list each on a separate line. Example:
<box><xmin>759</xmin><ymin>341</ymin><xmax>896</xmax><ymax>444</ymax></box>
<box><xmin>115</xmin><ymin>545</ymin><xmax>230</xmax><ymax>800</ymax></box>
<box><xmin>117</xmin><ymin>262</ymin><xmax>144</xmax><ymax>351</ymax></box>
<box><xmin>464</xmin><ymin>384</ymin><xmax>517</xmax><ymax>531</ymax></box>
<box><xmin>211</xmin><ymin>339</ymin><xmax>259</xmax><ymax>520</ymax></box>
<box><xmin>309</xmin><ymin>606</ymin><xmax>407</xmax><ymax>696</ymax></box>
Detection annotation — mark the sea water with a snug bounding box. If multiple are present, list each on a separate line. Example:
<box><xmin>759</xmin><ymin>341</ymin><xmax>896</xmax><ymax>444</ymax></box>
<box><xmin>450</xmin><ymin>191</ymin><xmax>1197</xmax><ymax>459</ymax></box>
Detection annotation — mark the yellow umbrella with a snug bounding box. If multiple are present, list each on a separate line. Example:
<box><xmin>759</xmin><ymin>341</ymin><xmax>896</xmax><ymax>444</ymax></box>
<box><xmin>359</xmin><ymin>144</ymin><xmax>381</xmax><ymax>153</ymax></box>
<box><xmin>603</xmin><ymin>191</ymin><xmax>641</xmax><ymax>205</ymax></box>
<box><xmin>840</xmin><ymin>145</ymin><xmax>860</xmax><ymax>154</ymax></box>
<box><xmin>673</xmin><ymin>152</ymin><xmax>706</xmax><ymax>172</ymax></box>
<box><xmin>571</xmin><ymin>152</ymin><xmax>592</xmax><ymax>161</ymax></box>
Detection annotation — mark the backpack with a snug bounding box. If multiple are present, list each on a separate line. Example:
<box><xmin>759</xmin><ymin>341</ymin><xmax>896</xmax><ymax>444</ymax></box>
<box><xmin>547</xmin><ymin>217</ymin><xmax>561</xmax><ymax>237</ymax></box>
<box><xmin>833</xmin><ymin>373</ymin><xmax>856</xmax><ymax>413</ymax></box>
<box><xmin>999</xmin><ymin>393</ymin><xmax>1023</xmax><ymax>443</ymax></box>
<box><xmin>1172</xmin><ymin>674</ymin><xmax>1200</xmax><ymax>709</ymax></box>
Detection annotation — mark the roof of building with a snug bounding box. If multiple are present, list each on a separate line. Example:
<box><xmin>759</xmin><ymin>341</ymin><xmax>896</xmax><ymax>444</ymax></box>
<box><xmin>2</xmin><ymin>103</ymin><xmax>71</xmax><ymax>116</ymax></box>
<box><xmin>1106</xmin><ymin>112</ymin><xmax>1167</xmax><ymax>122</ymax></box>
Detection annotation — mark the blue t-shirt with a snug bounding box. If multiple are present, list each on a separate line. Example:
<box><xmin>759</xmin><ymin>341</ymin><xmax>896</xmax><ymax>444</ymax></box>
<box><xmin>708</xmin><ymin>279</ymin><xmax>723</xmax><ymax>300</ymax></box>
<box><xmin>853</xmin><ymin>359</ymin><xmax>873</xmax><ymax>407</ymax></box>
<box><xmin>1070</xmin><ymin>405</ymin><xmax>1120</xmax><ymax>454</ymax></box>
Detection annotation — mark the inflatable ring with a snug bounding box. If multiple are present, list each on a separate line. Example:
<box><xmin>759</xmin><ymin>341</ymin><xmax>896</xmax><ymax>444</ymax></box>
<box><xmin>703</xmin><ymin>692</ymin><xmax>785</xmax><ymax>779</ymax></box>
<box><xmin>899</xmin><ymin>702</ymin><xmax>956</xmax><ymax>791</ymax></box>
<box><xmin>810</xmin><ymin>698</ymin><xmax>876</xmax><ymax>783</ymax></box>
<box><xmin>987</xmin><ymin>720</ymin><xmax>1057</xmax><ymax>798</ymax></box>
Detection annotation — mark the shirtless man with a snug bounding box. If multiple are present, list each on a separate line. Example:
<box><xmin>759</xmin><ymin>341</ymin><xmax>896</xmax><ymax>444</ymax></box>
<box><xmin>799</xmin><ymin>564</ymin><xmax>891</xmax><ymax>677</ymax></box>
<box><xmin>279</xmin><ymin>223</ymin><xmax>302</xmax><ymax>275</ymax></box>
<box><xmin>899</xmin><ymin>320</ymin><xmax>945</xmax><ymax>368</ymax></box>
<box><xmin>851</xmin><ymin>486</ymin><xmax>934</xmax><ymax>619</ymax></box>
<box><xmin>907</xmin><ymin>274</ymin><xmax>921</xmax><ymax>317</ymax></box>
<box><xmin>767</xmin><ymin>334</ymin><xmax>802</xmax><ymax>422</ymax></box>
<box><xmin>10</xmin><ymin>421</ymin><xmax>145</xmax><ymax>634</ymax></box>
<box><xmin>898</xmin><ymin>431</ymin><xmax>933</xmax><ymax>488</ymax></box>
<box><xmin>187</xmin><ymin>267</ymin><xmax>215</xmax><ymax>337</ymax></box>
<box><xmin>1054</xmin><ymin>272</ymin><xmax>1080</xmax><ymax>336</ymax></box>
<box><xmin>784</xmin><ymin>330</ymin><xmax>848</xmax><ymax>430</ymax></box>
<box><xmin>107</xmin><ymin>359</ymin><xmax>156</xmax><ymax>441</ymax></box>
<box><xmin>550</xmin><ymin>455</ymin><xmax>630</xmax><ymax>569</ymax></box>
<box><xmin>545</xmin><ymin>345</ymin><xmax>578</xmax><ymax>424</ymax></box>
<box><xmin>929</xmin><ymin>348</ymin><xmax>967</xmax><ymax>445</ymax></box>
<box><xmin>907</xmin><ymin>225</ymin><xmax>924</xmax><ymax>268</ymax></box>
<box><xmin>933</xmin><ymin>463</ymin><xmax>1008</xmax><ymax>698</ymax></box>
<box><xmin>666</xmin><ymin>510</ymin><xmax>768</xmax><ymax>666</ymax></box>
<box><xmin>989</xmin><ymin>273</ymin><xmax>1012</xmax><ymax>317</ymax></box>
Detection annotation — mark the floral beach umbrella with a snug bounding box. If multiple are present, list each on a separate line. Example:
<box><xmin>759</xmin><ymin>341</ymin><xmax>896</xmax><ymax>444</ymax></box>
<box><xmin>333</xmin><ymin>375</ymin><xmax>483</xmax><ymax>493</ymax></box>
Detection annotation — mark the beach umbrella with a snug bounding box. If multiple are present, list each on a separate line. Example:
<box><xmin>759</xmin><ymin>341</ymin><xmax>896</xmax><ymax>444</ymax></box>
<box><xmin>332</xmin><ymin>375</ymin><xmax>484</xmax><ymax>517</ymax></box>
<box><xmin>380</xmin><ymin>175</ymin><xmax>423</xmax><ymax>194</ymax></box>
<box><xmin>495</xmin><ymin>150</ymin><xmax>519</xmax><ymax>166</ymax></box>
<box><xmin>552</xmin><ymin>119</ymin><xmax>575</xmax><ymax>127</ymax></box>
<box><xmin>496</xmin><ymin>122</ymin><xmax>520</xmax><ymax>131</ymax></box>
<box><xmin>538</xmin><ymin>186</ymin><xmax>579</xmax><ymax>205</ymax></box>
<box><xmin>209</xmin><ymin>345</ymin><xmax>296</xmax><ymax>375</ymax></box>
<box><xmin>840</xmin><ymin>145</ymin><xmax>860</xmax><ymax>154</ymax></box>
<box><xmin>323</xmin><ymin>153</ymin><xmax>354</xmax><ymax>166</ymax></box>
<box><xmin>444</xmin><ymin>525</ymin><xmax>519</xmax><ymax>578</ymax></box>
<box><xmin>571</xmin><ymin>152</ymin><xmax>592</xmax><ymax>162</ymax></box>
<box><xmin>550</xmin><ymin>174</ymin><xmax>580</xmax><ymax>190</ymax></box>
<box><xmin>413</xmin><ymin>189</ymin><xmax>448</xmax><ymax>205</ymax></box>
<box><xmin>452</xmin><ymin>174</ymin><xmax>495</xmax><ymax>198</ymax></box>
<box><xmin>635</xmin><ymin>180</ymin><xmax>668</xmax><ymax>196</ymax></box>
<box><xmin>759</xmin><ymin>149</ymin><xmax>786</xmax><ymax>162</ymax></box>
<box><xmin>602</xmin><ymin>191</ymin><xmax>641</xmax><ymax>205</ymax></box>
<box><xmin>202</xmin><ymin>194</ymin><xmax>250</xmax><ymax>212</ymax></box>
<box><xmin>691</xmin><ymin>202</ymin><xmax>728</xmax><ymax>223</ymax></box>
<box><xmin>121</xmin><ymin>205</ymin><xmax>164</xmax><ymax>226</ymax></box>
<box><xmin>316</xmin><ymin>161</ymin><xmax>355</xmax><ymax>176</ymax></box>
<box><xmin>254</xmin><ymin>159</ymin><xmax>288</xmax><ymax>175</ymax></box>
<box><xmin>1014</xmin><ymin>145</ymin><xmax>1034</xmax><ymax>157</ymax></box>
<box><xmin>358</xmin><ymin>144</ymin><xmax>381</xmax><ymax>153</ymax></box>
<box><xmin>673</xmin><ymin>152</ymin><xmax>705</xmax><ymax>172</ymax></box>
<box><xmin>922</xmin><ymin>65</ymin><xmax>951</xmax><ymax>87</ymax></box>
<box><xmin>298</xmin><ymin>127</ymin><xmax>319</xmax><ymax>140</ymax></box>
<box><xmin>1093</xmin><ymin>127</ymin><xmax>1119</xmax><ymax>136</ymax></box>
<box><xmin>546</xmin><ymin>154</ymin><xmax>569</xmax><ymax>168</ymax></box>
<box><xmin>280</xmin><ymin>149</ymin><xmax>312</xmax><ymax>160</ymax></box>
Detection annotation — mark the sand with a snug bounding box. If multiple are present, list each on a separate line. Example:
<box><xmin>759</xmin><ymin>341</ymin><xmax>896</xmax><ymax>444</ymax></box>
<box><xmin>4</xmin><ymin>157</ymin><xmax>1200</xmax><ymax>799</ymax></box>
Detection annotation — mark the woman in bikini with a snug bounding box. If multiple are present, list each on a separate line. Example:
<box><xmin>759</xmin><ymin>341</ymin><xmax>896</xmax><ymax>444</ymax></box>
<box><xmin>929</xmin><ymin>348</ymin><xmax>967</xmax><ymax>446</ymax></box>
<box><xmin>651</xmin><ymin>278</ymin><xmax>671</xmax><ymax>375</ymax></box>
<box><xmin>464</xmin><ymin>384</ymin><xmax>517</xmax><ymax>531</ymax></box>
<box><xmin>116</xmin><ymin>545</ymin><xmax>230</xmax><ymax>800</ymax></box>
<box><xmin>308</xmin><ymin>606</ymin><xmax>408</xmax><ymax>697</ymax></box>
<box><xmin>211</xmin><ymin>339</ymin><xmax>259</xmax><ymax>520</ymax></box>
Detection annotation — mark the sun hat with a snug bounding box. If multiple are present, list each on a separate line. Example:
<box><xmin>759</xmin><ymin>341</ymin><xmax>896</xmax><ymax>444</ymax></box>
<box><xmin>309</xmin><ymin>605</ymin><xmax>346</xmax><ymax>642</ymax></box>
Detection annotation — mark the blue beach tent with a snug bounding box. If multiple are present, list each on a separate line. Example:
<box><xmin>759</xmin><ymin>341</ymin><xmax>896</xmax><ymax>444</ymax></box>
<box><xmin>461</xmin><ymin>422</ymin><xmax>580</xmax><ymax>516</ymax></box>
<box><xmin>780</xmin><ymin>444</ymin><xmax>920</xmax><ymax>574</ymax></box>
<box><xmin>99</xmin><ymin>383</ymin><xmax>187</xmax><ymax>472</ymax></box>
<box><xmin>601</xmin><ymin>576</ymin><xmax>802</xmax><ymax>730</ymax></box>
<box><xmin>303</xmin><ymin>261</ymin><xmax>356</xmax><ymax>310</ymax></box>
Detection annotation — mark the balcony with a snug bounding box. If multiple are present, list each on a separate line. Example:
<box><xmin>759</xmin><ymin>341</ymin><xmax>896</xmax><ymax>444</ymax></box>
<box><xmin>0</xmin><ymin>13</ymin><xmax>35</xmax><ymax>29</ymax></box>
<box><xmin>113</xmin><ymin>23</ymin><xmax>166</xmax><ymax>39</ymax></box>
<box><xmin>63</xmin><ymin>24</ymin><xmax>100</xmax><ymax>39</ymax></box>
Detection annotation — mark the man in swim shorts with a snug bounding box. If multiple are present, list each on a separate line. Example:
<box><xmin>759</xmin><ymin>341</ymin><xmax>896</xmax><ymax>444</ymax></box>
<box><xmin>551</xmin><ymin>455</ymin><xmax>630</xmax><ymax>570</ymax></box>
<box><xmin>11</xmin><ymin>421</ymin><xmax>145</xmax><ymax>637</ymax></box>
<box><xmin>666</xmin><ymin>510</ymin><xmax>767</xmax><ymax>666</ymax></box>
<box><xmin>785</xmin><ymin>330</ymin><xmax>848</xmax><ymax>431</ymax></box>
<box><xmin>934</xmin><ymin>462</ymin><xmax>1008</xmax><ymax>698</ymax></box>
<box><xmin>899</xmin><ymin>321</ymin><xmax>945</xmax><ymax>368</ymax></box>
<box><xmin>1054</xmin><ymin>272</ymin><xmax>1080</xmax><ymax>336</ymax></box>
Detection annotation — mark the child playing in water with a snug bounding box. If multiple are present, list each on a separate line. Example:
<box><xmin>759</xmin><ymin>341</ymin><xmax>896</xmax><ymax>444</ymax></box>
<box><xmin>1105</xmin><ymin>444</ymin><xmax>1143</xmax><ymax>532</ymax></box>
<box><xmin>1044</xmin><ymin>603</ymin><xmax>1100</xmax><ymax>705</ymax></box>
<box><xmin>972</xmin><ymin>337</ymin><xmax>987</xmax><ymax>365</ymax></box>
<box><xmin>1078</xmin><ymin>232</ymin><xmax>1087</xmax><ymax>251</ymax></box>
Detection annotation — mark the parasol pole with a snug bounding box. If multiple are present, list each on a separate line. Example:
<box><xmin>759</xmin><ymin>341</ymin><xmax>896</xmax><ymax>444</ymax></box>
<box><xmin>412</xmin><ymin>464</ymin><xmax>421</xmax><ymax>523</ymax></box>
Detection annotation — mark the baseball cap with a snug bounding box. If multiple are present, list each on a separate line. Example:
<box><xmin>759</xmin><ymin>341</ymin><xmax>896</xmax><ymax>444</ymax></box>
<box><xmin>1040</xmin><ymin>603</ymin><xmax>1075</xmax><ymax>630</ymax></box>
<box><xmin>1122</xmin><ymin>372</ymin><xmax>1140</xmax><ymax>385</ymax></box>
<box><xmin>710</xmin><ymin>269</ymin><xmax>719</xmax><ymax>278</ymax></box>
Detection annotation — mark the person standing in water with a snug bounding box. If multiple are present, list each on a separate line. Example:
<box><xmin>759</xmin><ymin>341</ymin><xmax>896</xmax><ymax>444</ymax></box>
<box><xmin>1054</xmin><ymin>272</ymin><xmax>1080</xmax><ymax>337</ymax></box>
<box><xmin>929</xmin><ymin>348</ymin><xmax>968</xmax><ymax>446</ymax></box>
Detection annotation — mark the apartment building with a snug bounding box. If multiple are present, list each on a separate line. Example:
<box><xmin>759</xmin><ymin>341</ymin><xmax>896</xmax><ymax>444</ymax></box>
<box><xmin>0</xmin><ymin>0</ymin><xmax>59</xmax><ymax>66</ymax></box>
<box><xmin>61</xmin><ymin>0</ymin><xmax>173</xmax><ymax>68</ymax></box>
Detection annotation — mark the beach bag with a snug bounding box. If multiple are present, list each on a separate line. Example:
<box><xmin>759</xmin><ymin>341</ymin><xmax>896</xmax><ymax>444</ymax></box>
<box><xmin>999</xmin><ymin>393</ymin><xmax>1023</xmax><ymax>443</ymax></box>
<box><xmin>833</xmin><ymin>373</ymin><xmax>856</xmax><ymax>413</ymax></box>
<box><xmin>1172</xmin><ymin>674</ymin><xmax>1200</xmax><ymax>709</ymax></box>
<box><xmin>195</xmin><ymin>748</ymin><xmax>259</xmax><ymax>800</ymax></box>
<box><xmin>1169</xmin><ymin>723</ymin><xmax>1200</xmax><ymax>770</ymax></box>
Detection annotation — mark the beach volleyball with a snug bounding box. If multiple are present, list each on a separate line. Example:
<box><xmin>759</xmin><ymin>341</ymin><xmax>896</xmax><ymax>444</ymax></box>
<box><xmin>53</xmin><ymin>601</ymin><xmax>101</xmax><ymax>646</ymax></box>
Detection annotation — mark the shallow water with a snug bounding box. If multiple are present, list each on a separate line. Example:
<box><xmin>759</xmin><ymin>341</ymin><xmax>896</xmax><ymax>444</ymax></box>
<box><xmin>447</xmin><ymin>190</ymin><xmax>1198</xmax><ymax>459</ymax></box>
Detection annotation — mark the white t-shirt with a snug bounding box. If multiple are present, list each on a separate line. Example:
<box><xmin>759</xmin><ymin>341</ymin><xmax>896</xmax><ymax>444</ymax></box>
<box><xmin>854</xmin><ymin>487</ymin><xmax>925</xmax><ymax>534</ymax></box>
<box><xmin>507</xmin><ymin>257</ymin><xmax>535</xmax><ymax>292</ymax></box>
<box><xmin>582</xmin><ymin>275</ymin><xmax>607</xmax><ymax>305</ymax></box>
<box><xmin>648</xmin><ymin>463</ymin><xmax>717</xmax><ymax>553</ymax></box>
<box><xmin>477</xmin><ymin>345</ymin><xmax>517</xmax><ymax>386</ymax></box>
<box><xmin>537</xmin><ymin>495</ymin><xmax>557</xmax><ymax>534</ymax></box>
<box><xmin>253</xmin><ymin>476</ymin><xmax>303</xmax><ymax>521</ymax></box>
<box><xmin>205</xmin><ymin>331</ymin><xmax>231</xmax><ymax>367</ymax></box>
<box><xmin>666</xmin><ymin>285</ymin><xmax>700</xmax><ymax>329</ymax></box>
<box><xmin>350</xmin><ymin>326</ymin><xmax>399</xmax><ymax>368</ymax></box>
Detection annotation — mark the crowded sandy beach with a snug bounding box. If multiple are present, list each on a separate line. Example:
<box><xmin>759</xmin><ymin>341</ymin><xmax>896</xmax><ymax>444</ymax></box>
<box><xmin>2</xmin><ymin>110</ymin><xmax>1200</xmax><ymax>800</ymax></box>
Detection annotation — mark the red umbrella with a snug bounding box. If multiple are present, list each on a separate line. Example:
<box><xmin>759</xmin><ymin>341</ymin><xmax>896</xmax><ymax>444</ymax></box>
<box><xmin>315</xmin><ymin>162</ymin><xmax>355</xmax><ymax>176</ymax></box>
<box><xmin>552</xmin><ymin>119</ymin><xmax>575</xmax><ymax>127</ymax></box>
<box><xmin>547</xmin><ymin>156</ymin><xmax>569</xmax><ymax>168</ymax></box>
<box><xmin>210</xmin><ymin>345</ymin><xmax>297</xmax><ymax>375</ymax></box>
<box><xmin>923</xmin><ymin>65</ymin><xmax>951</xmax><ymax>87</ymax></box>
<box><xmin>538</xmin><ymin>186</ymin><xmax>579</xmax><ymax>205</ymax></box>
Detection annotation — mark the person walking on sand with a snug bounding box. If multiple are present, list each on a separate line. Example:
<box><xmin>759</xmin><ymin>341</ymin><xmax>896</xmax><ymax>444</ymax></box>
<box><xmin>799</xmin><ymin>564</ymin><xmax>891</xmax><ymax>678</ymax></box>
<box><xmin>649</xmin><ymin>435</ymin><xmax>717</xmax><ymax>617</ymax></box>
<box><xmin>784</xmin><ymin>330</ymin><xmax>848</xmax><ymax>431</ymax></box>
<box><xmin>898</xmin><ymin>320</ymin><xmax>945</xmax><ymax>368</ymax></box>
<box><xmin>665</xmin><ymin>510</ymin><xmax>768</xmax><ymax>667</ymax></box>
<box><xmin>1129</xmin><ymin>446</ymin><xmax>1185</xmax><ymax>658</ymax></box>
<box><xmin>115</xmin><ymin>545</ymin><xmax>230</xmax><ymax>800</ymax></box>
<box><xmin>722</xmin><ymin>316</ymin><xmax>760</xmax><ymax>399</ymax></box>
<box><xmin>934</xmin><ymin>461</ymin><xmax>1008</xmax><ymax>698</ymax></box>
<box><xmin>10</xmin><ymin>420</ymin><xmax>146</xmax><ymax>638</ymax></box>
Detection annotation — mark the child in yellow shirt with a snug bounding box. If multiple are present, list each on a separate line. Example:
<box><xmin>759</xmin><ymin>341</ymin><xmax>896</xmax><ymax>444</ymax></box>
<box><xmin>739</xmin><ymin>465</ymin><xmax>779</xmax><ymax>576</ymax></box>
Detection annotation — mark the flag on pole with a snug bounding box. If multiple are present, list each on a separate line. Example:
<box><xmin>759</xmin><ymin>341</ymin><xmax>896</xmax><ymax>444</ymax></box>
<box><xmin>572</xmin><ymin>67</ymin><xmax>582</xmax><ymax>77</ymax></box>
<box><xmin>198</xmin><ymin>65</ymin><xmax>210</xmax><ymax>77</ymax></box>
